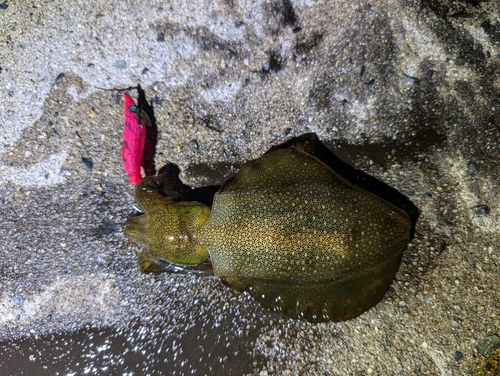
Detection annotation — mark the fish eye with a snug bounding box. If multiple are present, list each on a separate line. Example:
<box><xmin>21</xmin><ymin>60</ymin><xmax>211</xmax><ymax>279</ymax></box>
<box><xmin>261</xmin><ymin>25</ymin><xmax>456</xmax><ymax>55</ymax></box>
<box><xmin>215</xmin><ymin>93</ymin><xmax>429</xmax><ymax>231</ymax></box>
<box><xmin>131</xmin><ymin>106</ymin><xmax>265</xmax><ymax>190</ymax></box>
<box><xmin>129</xmin><ymin>105</ymin><xmax>138</xmax><ymax>113</ymax></box>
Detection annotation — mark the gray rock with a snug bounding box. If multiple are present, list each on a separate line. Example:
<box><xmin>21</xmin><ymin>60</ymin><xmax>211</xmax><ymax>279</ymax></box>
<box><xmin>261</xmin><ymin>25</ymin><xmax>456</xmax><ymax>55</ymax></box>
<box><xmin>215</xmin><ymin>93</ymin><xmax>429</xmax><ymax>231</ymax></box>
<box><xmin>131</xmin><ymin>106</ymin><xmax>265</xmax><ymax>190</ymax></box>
<box><xmin>478</xmin><ymin>335</ymin><xmax>500</xmax><ymax>357</ymax></box>
<box><xmin>113</xmin><ymin>60</ymin><xmax>127</xmax><ymax>70</ymax></box>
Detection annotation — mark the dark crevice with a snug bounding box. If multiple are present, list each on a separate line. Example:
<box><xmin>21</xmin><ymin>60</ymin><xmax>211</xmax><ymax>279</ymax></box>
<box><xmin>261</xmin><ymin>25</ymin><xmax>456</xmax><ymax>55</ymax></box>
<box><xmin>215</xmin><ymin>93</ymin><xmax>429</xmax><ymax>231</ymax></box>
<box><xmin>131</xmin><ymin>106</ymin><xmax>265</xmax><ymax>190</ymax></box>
<box><xmin>136</xmin><ymin>85</ymin><xmax>158</xmax><ymax>177</ymax></box>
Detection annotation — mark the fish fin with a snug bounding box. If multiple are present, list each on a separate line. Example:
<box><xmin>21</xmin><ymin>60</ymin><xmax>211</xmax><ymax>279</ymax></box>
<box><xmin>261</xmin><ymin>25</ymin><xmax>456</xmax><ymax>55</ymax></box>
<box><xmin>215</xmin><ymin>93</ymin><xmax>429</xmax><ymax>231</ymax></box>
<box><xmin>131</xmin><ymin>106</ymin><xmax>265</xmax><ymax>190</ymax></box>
<box><xmin>224</xmin><ymin>251</ymin><xmax>400</xmax><ymax>323</ymax></box>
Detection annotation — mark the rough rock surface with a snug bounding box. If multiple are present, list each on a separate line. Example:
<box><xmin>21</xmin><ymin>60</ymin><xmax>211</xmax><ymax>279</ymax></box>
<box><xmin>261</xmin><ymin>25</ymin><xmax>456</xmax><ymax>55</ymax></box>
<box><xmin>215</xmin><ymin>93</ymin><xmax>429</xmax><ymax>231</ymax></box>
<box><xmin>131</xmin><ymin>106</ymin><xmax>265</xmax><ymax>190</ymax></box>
<box><xmin>0</xmin><ymin>0</ymin><xmax>499</xmax><ymax>375</ymax></box>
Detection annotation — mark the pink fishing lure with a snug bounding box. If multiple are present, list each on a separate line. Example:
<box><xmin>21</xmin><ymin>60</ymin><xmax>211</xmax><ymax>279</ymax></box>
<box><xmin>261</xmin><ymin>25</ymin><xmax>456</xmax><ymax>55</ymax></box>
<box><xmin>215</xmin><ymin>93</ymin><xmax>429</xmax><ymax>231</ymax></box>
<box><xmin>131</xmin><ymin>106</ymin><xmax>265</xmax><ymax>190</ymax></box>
<box><xmin>122</xmin><ymin>92</ymin><xmax>147</xmax><ymax>184</ymax></box>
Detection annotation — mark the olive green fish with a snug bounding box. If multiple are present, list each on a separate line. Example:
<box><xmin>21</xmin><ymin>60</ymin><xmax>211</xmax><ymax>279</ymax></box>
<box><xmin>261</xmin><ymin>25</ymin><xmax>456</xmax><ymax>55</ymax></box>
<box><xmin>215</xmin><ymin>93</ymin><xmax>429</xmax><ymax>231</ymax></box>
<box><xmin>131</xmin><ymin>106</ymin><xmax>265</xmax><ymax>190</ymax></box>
<box><xmin>125</xmin><ymin>147</ymin><xmax>411</xmax><ymax>323</ymax></box>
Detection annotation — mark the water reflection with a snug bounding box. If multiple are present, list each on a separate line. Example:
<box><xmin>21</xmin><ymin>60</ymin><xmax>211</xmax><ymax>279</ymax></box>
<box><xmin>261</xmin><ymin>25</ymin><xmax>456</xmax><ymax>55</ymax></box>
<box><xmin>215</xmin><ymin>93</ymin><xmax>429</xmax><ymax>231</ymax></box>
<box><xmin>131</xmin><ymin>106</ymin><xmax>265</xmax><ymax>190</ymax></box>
<box><xmin>0</xmin><ymin>315</ymin><xmax>267</xmax><ymax>375</ymax></box>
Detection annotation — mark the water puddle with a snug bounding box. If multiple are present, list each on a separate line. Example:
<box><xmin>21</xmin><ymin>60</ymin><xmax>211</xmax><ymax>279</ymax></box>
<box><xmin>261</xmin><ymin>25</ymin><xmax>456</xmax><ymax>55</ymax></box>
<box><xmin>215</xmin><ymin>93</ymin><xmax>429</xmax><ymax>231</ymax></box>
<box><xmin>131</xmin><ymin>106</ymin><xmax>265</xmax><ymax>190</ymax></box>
<box><xmin>0</xmin><ymin>317</ymin><xmax>267</xmax><ymax>375</ymax></box>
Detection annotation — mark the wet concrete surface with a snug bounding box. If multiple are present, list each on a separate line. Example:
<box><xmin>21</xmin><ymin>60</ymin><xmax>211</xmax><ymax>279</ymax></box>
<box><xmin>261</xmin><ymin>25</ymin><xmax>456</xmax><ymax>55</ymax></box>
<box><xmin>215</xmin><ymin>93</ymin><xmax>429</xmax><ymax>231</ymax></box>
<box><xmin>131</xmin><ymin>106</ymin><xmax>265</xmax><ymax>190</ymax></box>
<box><xmin>1</xmin><ymin>0</ymin><xmax>500</xmax><ymax>375</ymax></box>
<box><xmin>0</xmin><ymin>315</ymin><xmax>267</xmax><ymax>375</ymax></box>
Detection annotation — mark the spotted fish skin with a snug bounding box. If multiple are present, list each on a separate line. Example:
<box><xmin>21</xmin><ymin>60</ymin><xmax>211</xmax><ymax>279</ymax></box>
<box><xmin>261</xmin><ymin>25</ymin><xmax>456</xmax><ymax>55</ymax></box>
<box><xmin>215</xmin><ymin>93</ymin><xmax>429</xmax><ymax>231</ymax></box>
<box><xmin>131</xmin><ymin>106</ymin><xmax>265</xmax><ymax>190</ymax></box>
<box><xmin>200</xmin><ymin>148</ymin><xmax>410</xmax><ymax>322</ymax></box>
<box><xmin>125</xmin><ymin>179</ymin><xmax>211</xmax><ymax>272</ymax></box>
<box><xmin>125</xmin><ymin>147</ymin><xmax>411</xmax><ymax>322</ymax></box>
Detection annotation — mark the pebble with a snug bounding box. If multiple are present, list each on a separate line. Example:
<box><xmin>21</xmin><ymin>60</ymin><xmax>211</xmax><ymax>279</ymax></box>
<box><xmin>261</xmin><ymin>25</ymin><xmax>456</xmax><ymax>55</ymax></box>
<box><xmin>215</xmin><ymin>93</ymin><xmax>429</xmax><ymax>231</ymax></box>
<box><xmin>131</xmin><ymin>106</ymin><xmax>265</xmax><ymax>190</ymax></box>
<box><xmin>113</xmin><ymin>60</ymin><xmax>127</xmax><ymax>69</ymax></box>
<box><xmin>477</xmin><ymin>335</ymin><xmax>500</xmax><ymax>356</ymax></box>
<box><xmin>472</xmin><ymin>204</ymin><xmax>490</xmax><ymax>216</ymax></box>
<box><xmin>81</xmin><ymin>157</ymin><xmax>93</xmax><ymax>172</ymax></box>
<box><xmin>55</xmin><ymin>72</ymin><xmax>65</xmax><ymax>83</ymax></box>
<box><xmin>466</xmin><ymin>162</ymin><xmax>478</xmax><ymax>175</ymax></box>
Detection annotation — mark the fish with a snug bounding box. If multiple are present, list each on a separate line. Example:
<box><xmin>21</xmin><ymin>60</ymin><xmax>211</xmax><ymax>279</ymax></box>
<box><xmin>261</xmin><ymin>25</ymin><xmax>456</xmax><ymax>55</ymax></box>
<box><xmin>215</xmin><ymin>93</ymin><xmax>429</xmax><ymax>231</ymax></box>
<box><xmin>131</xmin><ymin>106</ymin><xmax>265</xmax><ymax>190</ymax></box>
<box><xmin>125</xmin><ymin>147</ymin><xmax>411</xmax><ymax>322</ymax></box>
<box><xmin>121</xmin><ymin>92</ymin><xmax>151</xmax><ymax>184</ymax></box>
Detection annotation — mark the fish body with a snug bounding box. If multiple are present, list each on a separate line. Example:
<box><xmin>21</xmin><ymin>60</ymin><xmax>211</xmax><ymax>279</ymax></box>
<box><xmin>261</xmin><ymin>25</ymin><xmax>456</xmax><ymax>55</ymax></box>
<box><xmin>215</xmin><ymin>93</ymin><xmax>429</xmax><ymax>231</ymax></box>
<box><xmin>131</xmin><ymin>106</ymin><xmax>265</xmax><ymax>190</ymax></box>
<box><xmin>125</xmin><ymin>148</ymin><xmax>411</xmax><ymax>322</ymax></box>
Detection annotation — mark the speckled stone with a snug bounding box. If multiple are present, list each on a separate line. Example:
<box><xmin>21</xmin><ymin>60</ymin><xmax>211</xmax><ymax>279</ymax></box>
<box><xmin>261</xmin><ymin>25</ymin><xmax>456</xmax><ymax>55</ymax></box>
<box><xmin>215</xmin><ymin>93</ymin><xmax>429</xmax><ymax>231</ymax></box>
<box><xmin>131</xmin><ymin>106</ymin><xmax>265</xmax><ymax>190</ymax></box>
<box><xmin>478</xmin><ymin>335</ymin><xmax>500</xmax><ymax>357</ymax></box>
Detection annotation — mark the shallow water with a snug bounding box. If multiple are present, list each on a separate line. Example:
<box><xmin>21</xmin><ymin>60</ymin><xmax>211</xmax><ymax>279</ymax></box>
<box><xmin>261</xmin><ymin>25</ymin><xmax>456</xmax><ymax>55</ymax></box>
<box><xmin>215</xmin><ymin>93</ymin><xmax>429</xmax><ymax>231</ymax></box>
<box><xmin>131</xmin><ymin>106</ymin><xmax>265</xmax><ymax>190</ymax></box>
<box><xmin>0</xmin><ymin>317</ymin><xmax>267</xmax><ymax>375</ymax></box>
